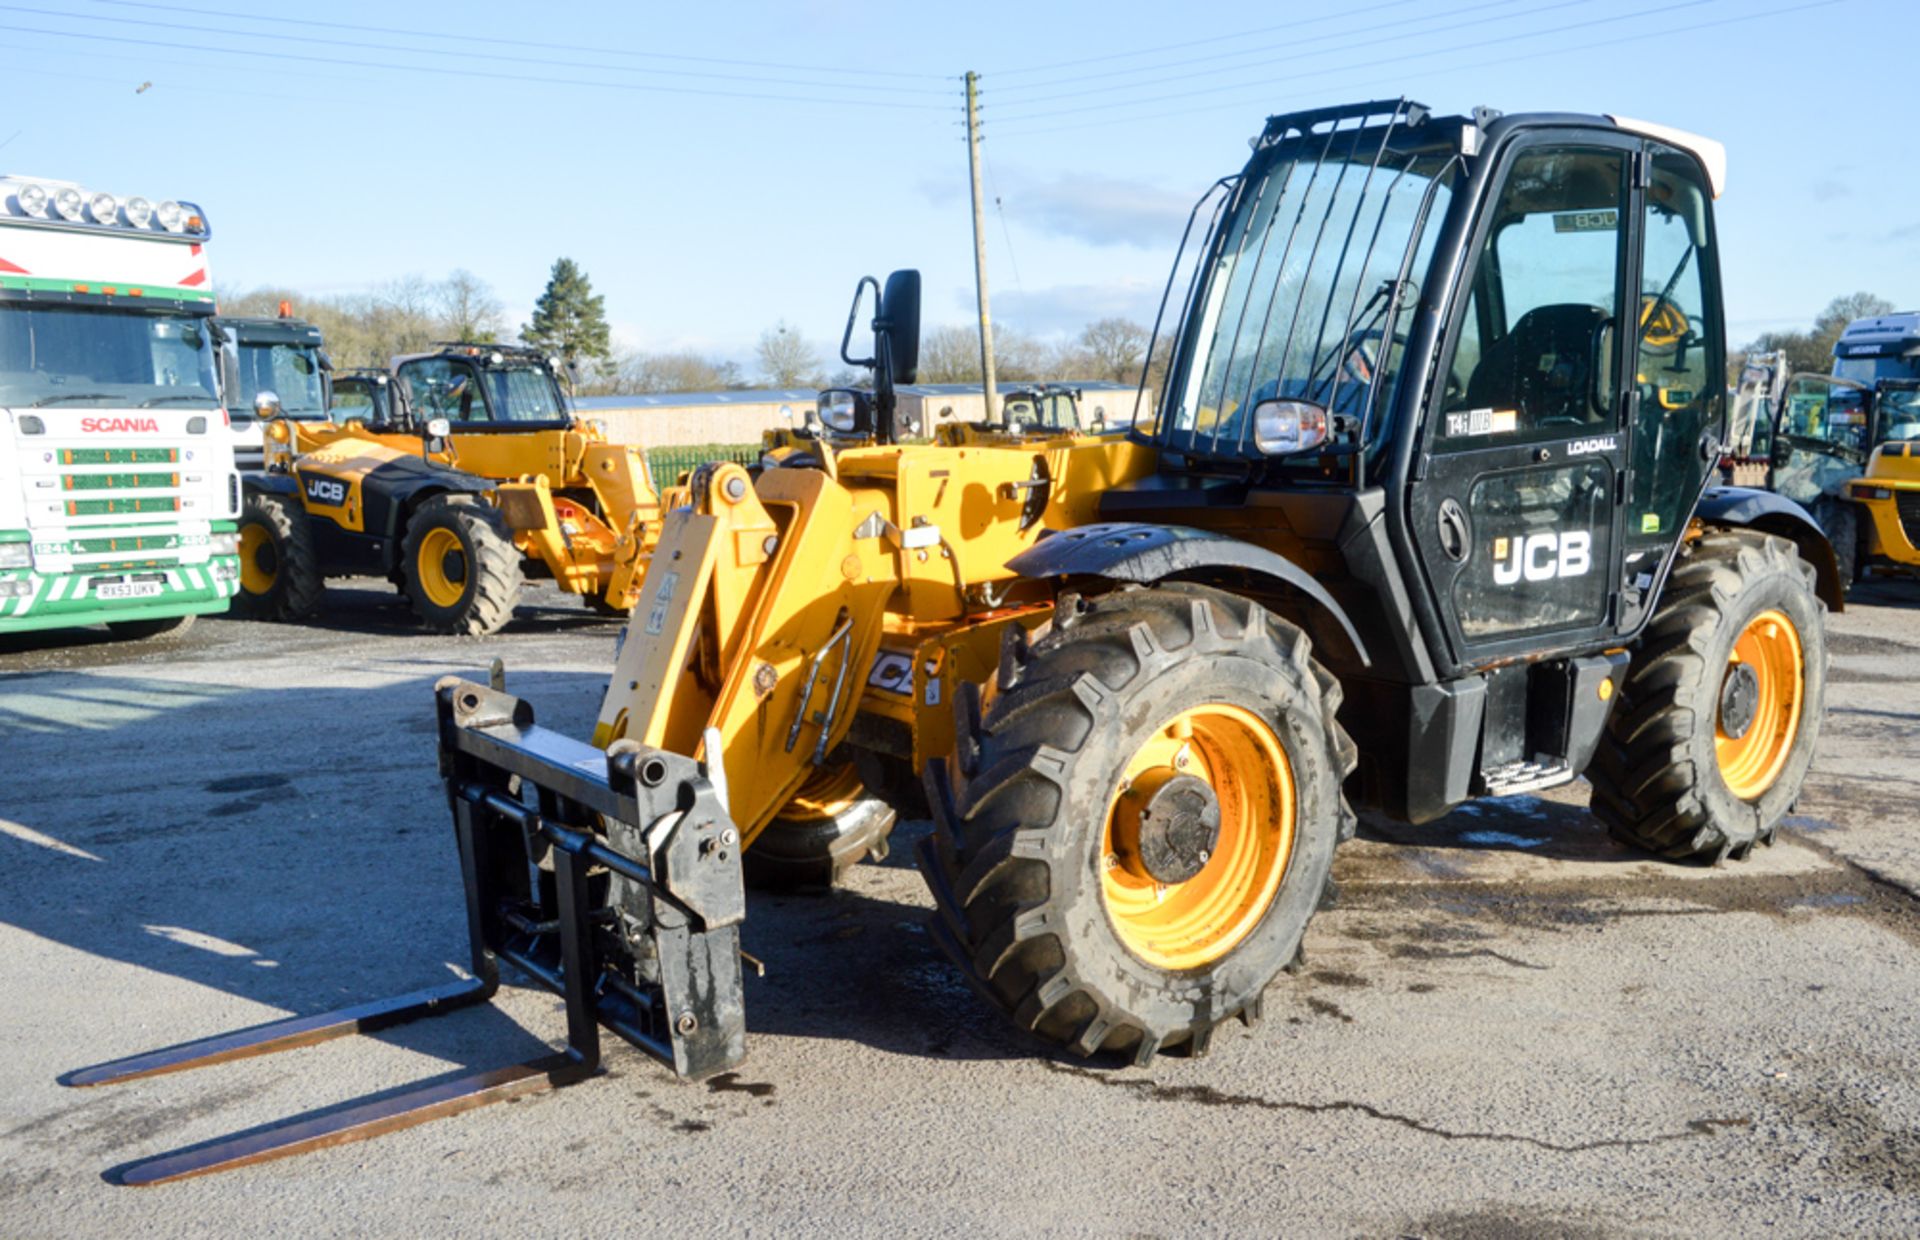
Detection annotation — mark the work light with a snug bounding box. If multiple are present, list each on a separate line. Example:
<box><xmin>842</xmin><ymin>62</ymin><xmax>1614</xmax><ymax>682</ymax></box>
<box><xmin>124</xmin><ymin>196</ymin><xmax>153</xmax><ymax>228</ymax></box>
<box><xmin>156</xmin><ymin>200</ymin><xmax>187</xmax><ymax>233</ymax></box>
<box><xmin>87</xmin><ymin>192</ymin><xmax>118</xmax><ymax>225</ymax></box>
<box><xmin>15</xmin><ymin>182</ymin><xmax>47</xmax><ymax>218</ymax></box>
<box><xmin>53</xmin><ymin>186</ymin><xmax>84</xmax><ymax>222</ymax></box>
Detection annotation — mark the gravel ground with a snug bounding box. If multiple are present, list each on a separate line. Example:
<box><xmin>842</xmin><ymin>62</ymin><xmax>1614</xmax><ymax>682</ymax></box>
<box><xmin>2</xmin><ymin>575</ymin><xmax>1919</xmax><ymax>1238</ymax></box>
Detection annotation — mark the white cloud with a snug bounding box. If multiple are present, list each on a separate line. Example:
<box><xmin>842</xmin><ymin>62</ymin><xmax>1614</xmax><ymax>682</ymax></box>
<box><xmin>922</xmin><ymin>165</ymin><xmax>1193</xmax><ymax>250</ymax></box>
<box><xmin>975</xmin><ymin>280</ymin><xmax>1169</xmax><ymax>338</ymax></box>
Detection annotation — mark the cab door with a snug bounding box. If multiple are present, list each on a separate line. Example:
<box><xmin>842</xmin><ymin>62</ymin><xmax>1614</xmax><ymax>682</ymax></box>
<box><xmin>1408</xmin><ymin>133</ymin><xmax>1637</xmax><ymax>668</ymax></box>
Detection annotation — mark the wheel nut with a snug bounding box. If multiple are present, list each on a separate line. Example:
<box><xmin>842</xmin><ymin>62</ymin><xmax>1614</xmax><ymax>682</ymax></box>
<box><xmin>676</xmin><ymin>1013</ymin><xmax>698</xmax><ymax>1035</ymax></box>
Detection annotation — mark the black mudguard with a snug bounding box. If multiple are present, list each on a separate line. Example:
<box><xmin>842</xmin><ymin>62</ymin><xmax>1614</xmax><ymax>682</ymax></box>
<box><xmin>240</xmin><ymin>470</ymin><xmax>300</xmax><ymax>498</ymax></box>
<box><xmin>1007</xmin><ymin>521</ymin><xmax>1370</xmax><ymax>666</ymax></box>
<box><xmin>1695</xmin><ymin>486</ymin><xmax>1845</xmax><ymax>611</ymax></box>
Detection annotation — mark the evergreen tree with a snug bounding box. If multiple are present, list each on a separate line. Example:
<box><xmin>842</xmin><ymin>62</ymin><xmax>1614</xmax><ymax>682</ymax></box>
<box><xmin>521</xmin><ymin>257</ymin><xmax>611</xmax><ymax>372</ymax></box>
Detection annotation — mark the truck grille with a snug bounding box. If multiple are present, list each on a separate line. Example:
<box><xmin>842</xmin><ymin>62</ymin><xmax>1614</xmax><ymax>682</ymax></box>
<box><xmin>1898</xmin><ymin>491</ymin><xmax>1920</xmax><ymax>548</ymax></box>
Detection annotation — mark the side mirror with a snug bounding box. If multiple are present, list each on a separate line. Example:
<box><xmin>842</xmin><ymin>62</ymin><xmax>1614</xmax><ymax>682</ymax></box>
<box><xmin>254</xmin><ymin>390</ymin><xmax>283</xmax><ymax>420</ymax></box>
<box><xmin>1769</xmin><ymin>435</ymin><xmax>1793</xmax><ymax>468</ymax></box>
<box><xmin>879</xmin><ymin>269</ymin><xmax>920</xmax><ymax>385</ymax></box>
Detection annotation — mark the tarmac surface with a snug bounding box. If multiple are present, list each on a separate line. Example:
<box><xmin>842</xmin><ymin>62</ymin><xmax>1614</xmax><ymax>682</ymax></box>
<box><xmin>2</xmin><ymin>575</ymin><xmax>1919</xmax><ymax>1237</ymax></box>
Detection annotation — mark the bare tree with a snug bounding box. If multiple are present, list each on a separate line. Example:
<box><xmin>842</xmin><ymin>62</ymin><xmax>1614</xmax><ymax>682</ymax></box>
<box><xmin>755</xmin><ymin>320</ymin><xmax>822</xmax><ymax>387</ymax></box>
<box><xmin>437</xmin><ymin>269</ymin><xmax>504</xmax><ymax>343</ymax></box>
<box><xmin>1076</xmin><ymin>317</ymin><xmax>1150</xmax><ymax>383</ymax></box>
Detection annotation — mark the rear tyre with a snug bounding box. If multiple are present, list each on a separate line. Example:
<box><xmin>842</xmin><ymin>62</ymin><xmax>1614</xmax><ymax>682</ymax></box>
<box><xmin>1589</xmin><ymin>531</ymin><xmax>1826</xmax><ymax>862</ymax></box>
<box><xmin>920</xmin><ymin>584</ymin><xmax>1355</xmax><ymax>1064</ymax></box>
<box><xmin>400</xmin><ymin>496</ymin><xmax>524</xmax><ymax>636</ymax></box>
<box><xmin>232</xmin><ymin>492</ymin><xmax>323</xmax><ymax>621</ymax></box>
<box><xmin>106</xmin><ymin>614</ymin><xmax>195</xmax><ymax>640</ymax></box>
<box><xmin>743</xmin><ymin>760</ymin><xmax>898</xmax><ymax>891</ymax></box>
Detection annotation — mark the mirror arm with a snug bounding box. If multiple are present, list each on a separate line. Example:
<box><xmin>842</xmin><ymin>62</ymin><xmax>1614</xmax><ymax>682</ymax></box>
<box><xmin>840</xmin><ymin>276</ymin><xmax>879</xmax><ymax>369</ymax></box>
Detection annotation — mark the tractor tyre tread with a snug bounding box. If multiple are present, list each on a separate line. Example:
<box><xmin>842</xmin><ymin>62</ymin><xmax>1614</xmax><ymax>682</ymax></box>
<box><xmin>1588</xmin><ymin>530</ymin><xmax>1825</xmax><ymax>862</ymax></box>
<box><xmin>400</xmin><ymin>495</ymin><xmax>523</xmax><ymax>637</ymax></box>
<box><xmin>919</xmin><ymin>582</ymin><xmax>1355</xmax><ymax>1065</ymax></box>
<box><xmin>233</xmin><ymin>491</ymin><xmax>324</xmax><ymax>621</ymax></box>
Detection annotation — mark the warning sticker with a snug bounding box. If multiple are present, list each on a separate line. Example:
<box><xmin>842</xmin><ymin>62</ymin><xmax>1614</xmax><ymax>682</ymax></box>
<box><xmin>644</xmin><ymin>571</ymin><xmax>679</xmax><ymax>636</ymax></box>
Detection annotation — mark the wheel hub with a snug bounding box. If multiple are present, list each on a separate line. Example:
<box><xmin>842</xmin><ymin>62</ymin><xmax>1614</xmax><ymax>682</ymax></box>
<box><xmin>440</xmin><ymin>547</ymin><xmax>468</xmax><ymax>586</ymax></box>
<box><xmin>1117</xmin><ymin>771</ymin><xmax>1220</xmax><ymax>885</ymax></box>
<box><xmin>1719</xmin><ymin>660</ymin><xmax>1760</xmax><ymax>740</ymax></box>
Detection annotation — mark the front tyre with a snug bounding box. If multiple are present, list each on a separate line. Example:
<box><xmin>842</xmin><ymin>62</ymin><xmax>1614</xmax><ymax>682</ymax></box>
<box><xmin>1589</xmin><ymin>531</ymin><xmax>1826</xmax><ymax>862</ymax></box>
<box><xmin>921</xmin><ymin>584</ymin><xmax>1356</xmax><ymax>1064</ymax></box>
<box><xmin>232</xmin><ymin>492</ymin><xmax>323</xmax><ymax>621</ymax></box>
<box><xmin>400</xmin><ymin>496</ymin><xmax>524</xmax><ymax>636</ymax></box>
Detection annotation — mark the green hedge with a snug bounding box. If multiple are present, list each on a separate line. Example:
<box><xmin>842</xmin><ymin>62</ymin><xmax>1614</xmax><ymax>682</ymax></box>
<box><xmin>645</xmin><ymin>443</ymin><xmax>759</xmax><ymax>487</ymax></box>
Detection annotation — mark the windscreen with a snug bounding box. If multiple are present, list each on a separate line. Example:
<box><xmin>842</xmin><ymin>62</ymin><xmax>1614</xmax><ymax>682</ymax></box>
<box><xmin>485</xmin><ymin>364</ymin><xmax>564</xmax><ymax>422</ymax></box>
<box><xmin>1159</xmin><ymin>122</ymin><xmax>1458</xmax><ymax>462</ymax></box>
<box><xmin>1835</xmin><ymin>352</ymin><xmax>1920</xmax><ymax>387</ymax></box>
<box><xmin>235</xmin><ymin>341</ymin><xmax>326</xmax><ymax>420</ymax></box>
<box><xmin>0</xmin><ymin>303</ymin><xmax>220</xmax><ymax>409</ymax></box>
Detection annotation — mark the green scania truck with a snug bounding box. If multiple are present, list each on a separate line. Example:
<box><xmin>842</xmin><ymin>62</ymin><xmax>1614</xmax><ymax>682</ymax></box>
<box><xmin>0</xmin><ymin>175</ymin><xmax>240</xmax><ymax>639</ymax></box>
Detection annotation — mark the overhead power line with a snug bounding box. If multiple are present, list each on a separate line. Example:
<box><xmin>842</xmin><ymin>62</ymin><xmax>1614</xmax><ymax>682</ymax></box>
<box><xmin>80</xmin><ymin>0</ymin><xmax>943</xmax><ymax>81</ymax></box>
<box><xmin>991</xmin><ymin>0</ymin><xmax>1715</xmax><ymax>126</ymax></box>
<box><xmin>993</xmin><ymin>0</ymin><xmax>1846</xmax><ymax>138</ymax></box>
<box><xmin>10</xmin><ymin>4</ymin><xmax>947</xmax><ymax>96</ymax></box>
<box><xmin>0</xmin><ymin>19</ymin><xmax>954</xmax><ymax>110</ymax></box>
<box><xmin>990</xmin><ymin>0</ymin><xmax>1570</xmax><ymax>104</ymax></box>
<box><xmin>988</xmin><ymin>0</ymin><xmax>1425</xmax><ymax>78</ymax></box>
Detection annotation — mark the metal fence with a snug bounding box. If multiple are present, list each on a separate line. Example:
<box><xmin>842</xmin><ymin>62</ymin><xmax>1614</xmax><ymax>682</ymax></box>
<box><xmin>645</xmin><ymin>443</ymin><xmax>759</xmax><ymax>487</ymax></box>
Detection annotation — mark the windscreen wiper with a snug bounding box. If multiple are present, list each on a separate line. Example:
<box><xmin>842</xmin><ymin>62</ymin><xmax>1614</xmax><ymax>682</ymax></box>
<box><xmin>30</xmin><ymin>392</ymin><xmax>118</xmax><ymax>407</ymax></box>
<box><xmin>141</xmin><ymin>394</ymin><xmax>218</xmax><ymax>407</ymax></box>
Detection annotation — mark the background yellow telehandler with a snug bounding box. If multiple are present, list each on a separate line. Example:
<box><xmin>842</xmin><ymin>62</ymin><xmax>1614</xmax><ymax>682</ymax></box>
<box><xmin>78</xmin><ymin>100</ymin><xmax>1845</xmax><ymax>1186</ymax></box>
<box><xmin>236</xmin><ymin>342</ymin><xmax>662</xmax><ymax>633</ymax></box>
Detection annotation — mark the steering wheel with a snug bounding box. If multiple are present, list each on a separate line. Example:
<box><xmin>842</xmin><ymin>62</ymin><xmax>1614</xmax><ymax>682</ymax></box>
<box><xmin>1638</xmin><ymin>293</ymin><xmax>1690</xmax><ymax>355</ymax></box>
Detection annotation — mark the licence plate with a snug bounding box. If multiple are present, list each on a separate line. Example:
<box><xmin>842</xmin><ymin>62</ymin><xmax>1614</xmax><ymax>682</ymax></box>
<box><xmin>94</xmin><ymin>581</ymin><xmax>164</xmax><ymax>600</ymax></box>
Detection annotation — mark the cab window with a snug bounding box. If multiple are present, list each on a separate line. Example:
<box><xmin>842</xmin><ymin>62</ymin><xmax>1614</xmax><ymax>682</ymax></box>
<box><xmin>1625</xmin><ymin>145</ymin><xmax>1722</xmax><ymax>550</ymax></box>
<box><xmin>1438</xmin><ymin>146</ymin><xmax>1629</xmax><ymax>445</ymax></box>
<box><xmin>399</xmin><ymin>358</ymin><xmax>487</xmax><ymax>422</ymax></box>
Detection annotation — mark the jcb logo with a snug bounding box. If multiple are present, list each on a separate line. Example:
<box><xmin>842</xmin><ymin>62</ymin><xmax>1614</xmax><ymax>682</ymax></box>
<box><xmin>303</xmin><ymin>474</ymin><xmax>348</xmax><ymax>506</ymax></box>
<box><xmin>1492</xmin><ymin>531</ymin><xmax>1591</xmax><ymax>584</ymax></box>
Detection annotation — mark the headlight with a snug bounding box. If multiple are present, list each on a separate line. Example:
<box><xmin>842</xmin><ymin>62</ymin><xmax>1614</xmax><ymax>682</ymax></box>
<box><xmin>209</xmin><ymin>532</ymin><xmax>239</xmax><ymax>555</ymax></box>
<box><xmin>87</xmin><ymin>192</ymin><xmax>118</xmax><ymax>225</ymax></box>
<box><xmin>124</xmin><ymin>196</ymin><xmax>154</xmax><ymax>228</ymax></box>
<box><xmin>818</xmin><ymin>389</ymin><xmax>863</xmax><ymax>435</ymax></box>
<box><xmin>156</xmin><ymin>200</ymin><xmax>187</xmax><ymax>233</ymax></box>
<box><xmin>0</xmin><ymin>543</ymin><xmax>31</xmax><ymax>569</ymax></box>
<box><xmin>15</xmin><ymin>182</ymin><xmax>48</xmax><ymax>218</ymax></box>
<box><xmin>1251</xmin><ymin>399</ymin><xmax>1330</xmax><ymax>455</ymax></box>
<box><xmin>53</xmin><ymin>186</ymin><xmax>84</xmax><ymax>222</ymax></box>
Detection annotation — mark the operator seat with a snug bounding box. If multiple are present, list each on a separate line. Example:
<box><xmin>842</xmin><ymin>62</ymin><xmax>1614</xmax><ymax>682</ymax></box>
<box><xmin>1464</xmin><ymin>303</ymin><xmax>1608</xmax><ymax>427</ymax></box>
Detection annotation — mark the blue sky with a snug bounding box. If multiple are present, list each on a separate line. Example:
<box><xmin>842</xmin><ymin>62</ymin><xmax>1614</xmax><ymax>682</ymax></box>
<box><xmin>1</xmin><ymin>0</ymin><xmax>1910</xmax><ymax>370</ymax></box>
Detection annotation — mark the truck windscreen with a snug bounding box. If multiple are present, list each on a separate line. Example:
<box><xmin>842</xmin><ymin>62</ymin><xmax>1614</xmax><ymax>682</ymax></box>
<box><xmin>0</xmin><ymin>303</ymin><xmax>220</xmax><ymax>409</ymax></box>
<box><xmin>236</xmin><ymin>341</ymin><xmax>326</xmax><ymax>419</ymax></box>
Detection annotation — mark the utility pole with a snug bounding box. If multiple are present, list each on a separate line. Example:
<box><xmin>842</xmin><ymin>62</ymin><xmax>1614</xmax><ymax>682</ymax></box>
<box><xmin>964</xmin><ymin>70</ymin><xmax>998</xmax><ymax>422</ymax></box>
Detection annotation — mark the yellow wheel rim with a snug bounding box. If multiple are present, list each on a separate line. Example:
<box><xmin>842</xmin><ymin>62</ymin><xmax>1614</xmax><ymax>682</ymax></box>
<box><xmin>1101</xmin><ymin>703</ymin><xmax>1295</xmax><ymax>971</ymax></box>
<box><xmin>779</xmin><ymin>761</ymin><xmax>863</xmax><ymax>824</ymax></box>
<box><xmin>237</xmin><ymin>522</ymin><xmax>276</xmax><ymax>595</ymax></box>
<box><xmin>416</xmin><ymin>526</ymin><xmax>469</xmax><ymax>608</ymax></box>
<box><xmin>1715</xmin><ymin>608</ymin><xmax>1804</xmax><ymax>800</ymax></box>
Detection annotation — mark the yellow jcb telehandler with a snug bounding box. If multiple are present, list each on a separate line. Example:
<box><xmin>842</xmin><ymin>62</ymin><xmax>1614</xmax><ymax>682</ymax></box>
<box><xmin>76</xmin><ymin>100</ymin><xmax>1843</xmax><ymax>1185</ymax></box>
<box><xmin>236</xmin><ymin>342</ymin><xmax>662</xmax><ymax>633</ymax></box>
